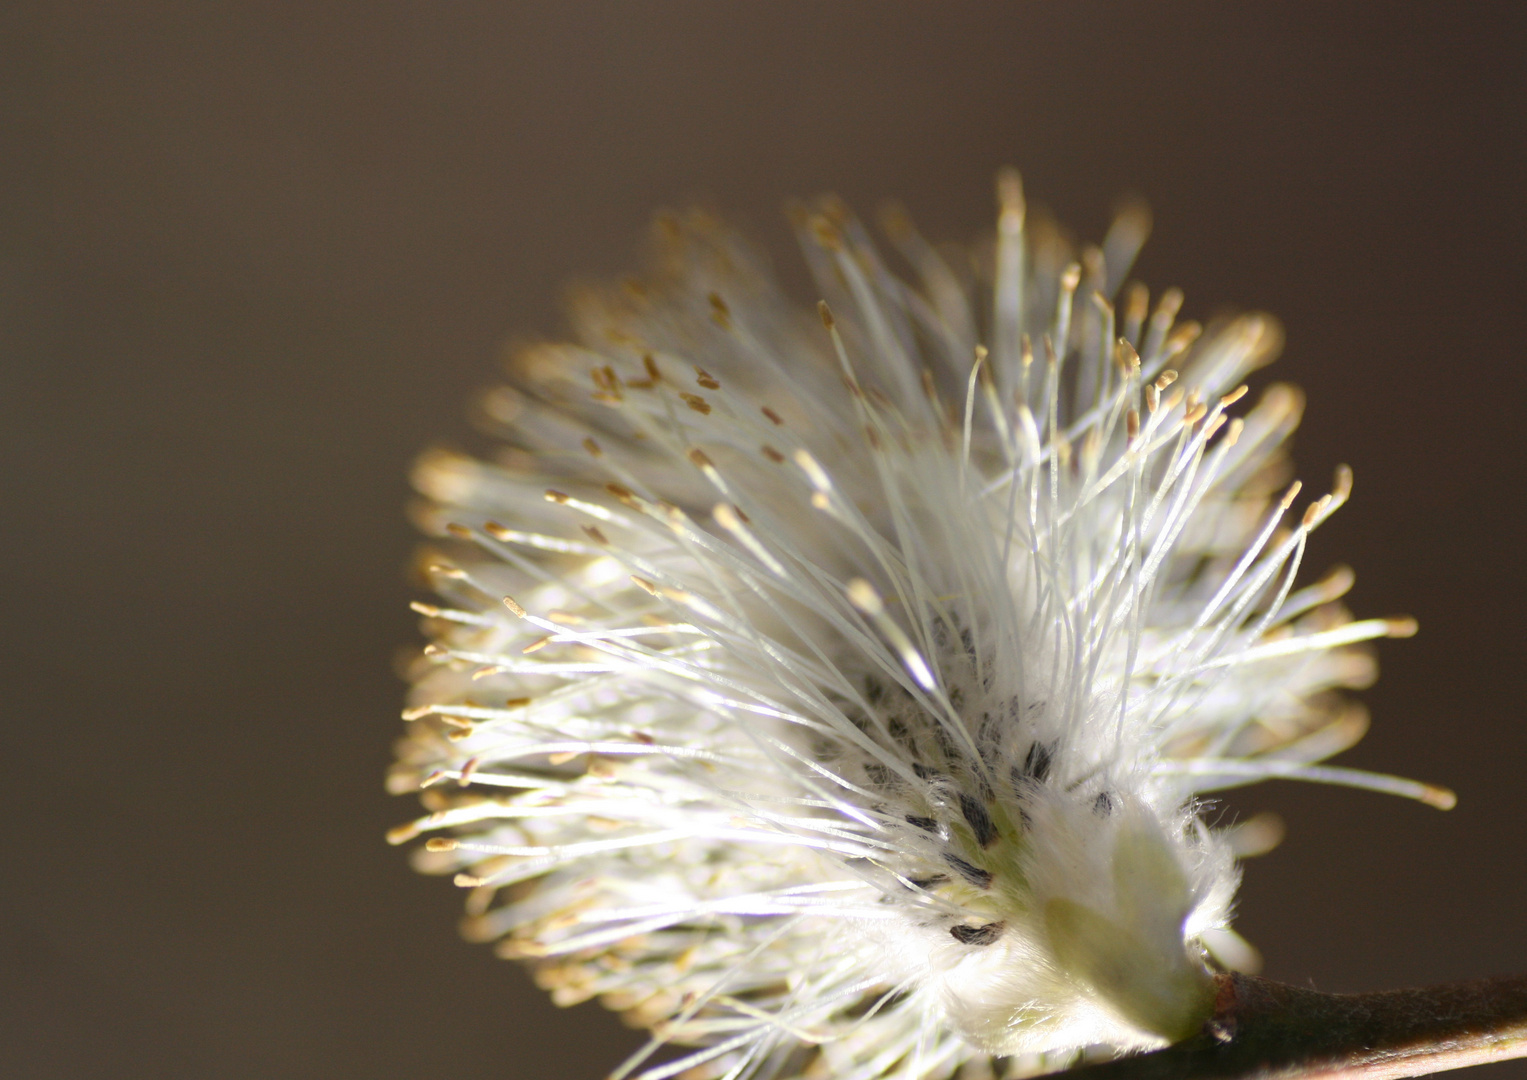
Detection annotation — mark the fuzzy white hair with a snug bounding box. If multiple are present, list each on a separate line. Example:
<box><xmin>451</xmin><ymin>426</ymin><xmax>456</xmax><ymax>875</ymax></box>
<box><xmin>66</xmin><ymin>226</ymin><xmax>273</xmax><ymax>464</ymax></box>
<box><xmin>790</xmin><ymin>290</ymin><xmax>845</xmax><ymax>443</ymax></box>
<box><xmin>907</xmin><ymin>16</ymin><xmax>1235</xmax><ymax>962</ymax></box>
<box><xmin>388</xmin><ymin>174</ymin><xmax>1448</xmax><ymax>1080</ymax></box>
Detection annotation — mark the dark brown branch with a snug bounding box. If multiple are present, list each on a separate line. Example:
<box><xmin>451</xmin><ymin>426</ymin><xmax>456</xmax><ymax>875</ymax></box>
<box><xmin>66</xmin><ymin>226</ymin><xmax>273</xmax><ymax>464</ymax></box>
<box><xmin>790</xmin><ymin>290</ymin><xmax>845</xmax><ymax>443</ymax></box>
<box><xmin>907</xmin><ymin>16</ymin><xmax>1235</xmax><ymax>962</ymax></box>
<box><xmin>1062</xmin><ymin>973</ymin><xmax>1527</xmax><ymax>1080</ymax></box>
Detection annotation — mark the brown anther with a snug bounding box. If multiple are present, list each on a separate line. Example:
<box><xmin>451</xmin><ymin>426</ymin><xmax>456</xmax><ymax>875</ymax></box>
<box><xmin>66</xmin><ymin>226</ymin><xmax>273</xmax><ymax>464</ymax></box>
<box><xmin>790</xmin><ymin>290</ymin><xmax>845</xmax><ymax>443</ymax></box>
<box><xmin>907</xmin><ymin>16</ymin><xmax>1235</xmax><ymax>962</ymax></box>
<box><xmin>1386</xmin><ymin>616</ymin><xmax>1420</xmax><ymax>638</ymax></box>
<box><xmin>547</xmin><ymin>751</ymin><xmax>580</xmax><ymax>766</ymax></box>
<box><xmin>445</xmin><ymin>522</ymin><xmax>473</xmax><ymax>539</ymax></box>
<box><xmin>545</xmin><ymin>490</ymin><xmax>570</xmax><ymax>504</ymax></box>
<box><xmin>1146</xmin><ymin>384</ymin><xmax>1161</xmax><ymax>414</ymax></box>
<box><xmin>581</xmin><ymin>525</ymin><xmax>609</xmax><ymax>546</ymax></box>
<box><xmin>629</xmin><ymin>576</ymin><xmax>659</xmax><ymax>596</ymax></box>
<box><xmin>1115</xmin><ymin>338</ymin><xmax>1141</xmax><ymax>373</ymax></box>
<box><xmin>1155</xmin><ymin>286</ymin><xmax>1184</xmax><ymax>322</ymax></box>
<box><xmin>1083</xmin><ymin>247</ymin><xmax>1106</xmax><ymax>284</ymax></box>
<box><xmin>686</xmin><ymin>447</ymin><xmax>714</xmax><ymax>469</ymax></box>
<box><xmin>810</xmin><ymin>215</ymin><xmax>842</xmax><ymax>251</ymax></box>
<box><xmin>643</xmin><ymin>353</ymin><xmax>661</xmax><ymax>381</ymax></box>
<box><xmin>708</xmin><ymin>293</ymin><xmax>731</xmax><ymax>329</ymax></box>
<box><xmin>1125</xmin><ymin>282</ymin><xmax>1149</xmax><ymax>323</ymax></box>
<box><xmin>630</xmin><ymin>730</ymin><xmax>656</xmax><ymax>745</ymax></box>
<box><xmin>864</xmin><ymin>425</ymin><xmax>882</xmax><ymax>450</ymax></box>
<box><xmin>483</xmin><ymin>521</ymin><xmax>511</xmax><ymax>540</ymax></box>
<box><xmin>1221</xmin><ymin>384</ymin><xmax>1250</xmax><ymax>407</ymax></box>
<box><xmin>760</xmin><ymin>405</ymin><xmax>784</xmax><ymax>426</ymax></box>
<box><xmin>1317</xmin><ymin>565</ymin><xmax>1356</xmax><ymax>596</ymax></box>
<box><xmin>694</xmin><ymin>368</ymin><xmax>720</xmax><ymax>390</ymax></box>
<box><xmin>521</xmin><ymin>635</ymin><xmax>552</xmax><ymax>655</ymax></box>
<box><xmin>818</xmin><ymin>198</ymin><xmax>851</xmax><ymax>227</ymax></box>
<box><xmin>1126</xmin><ymin>409</ymin><xmax>1140</xmax><ymax>442</ymax></box>
<box><xmin>1167</xmin><ymin>321</ymin><xmax>1203</xmax><ymax>353</ymax></box>
<box><xmin>605</xmin><ymin>482</ymin><xmax>635</xmax><ymax>504</ymax></box>
<box><xmin>385</xmin><ymin>822</ymin><xmax>421</xmax><ymax>845</ymax></box>
<box><xmin>997</xmin><ymin>166</ymin><xmax>1025</xmax><ymax>220</ymax></box>
<box><xmin>761</xmin><ymin>444</ymin><xmax>785</xmax><ymax>463</ymax></box>
<box><xmin>582</xmin><ymin>437</ymin><xmax>602</xmax><ymax>457</ymax></box>
<box><xmin>409</xmin><ymin>601</ymin><xmax>442</xmax><ymax>617</ymax></box>
<box><xmin>1155</xmin><ymin>369</ymin><xmax>1179</xmax><ymax>390</ymax></box>
<box><xmin>457</xmin><ymin>757</ymin><xmax>480</xmax><ymax>787</ymax></box>
<box><xmin>817</xmin><ymin>300</ymin><xmax>835</xmax><ymax>329</ymax></box>
<box><xmin>679</xmin><ymin>392</ymin><xmax>712</xmax><ymax>415</ymax></box>
<box><xmin>842</xmin><ymin>375</ymin><xmax>864</xmax><ymax>398</ymax></box>
<box><xmin>426</xmin><ymin>563</ymin><xmax>466</xmax><ymax>579</ymax></box>
<box><xmin>1332</xmin><ymin>463</ymin><xmax>1354</xmax><ymax>501</ymax></box>
<box><xmin>502</xmin><ymin>596</ymin><xmax>527</xmax><ymax>617</ymax></box>
<box><xmin>425</xmin><ymin>837</ymin><xmax>459</xmax><ymax>852</ymax></box>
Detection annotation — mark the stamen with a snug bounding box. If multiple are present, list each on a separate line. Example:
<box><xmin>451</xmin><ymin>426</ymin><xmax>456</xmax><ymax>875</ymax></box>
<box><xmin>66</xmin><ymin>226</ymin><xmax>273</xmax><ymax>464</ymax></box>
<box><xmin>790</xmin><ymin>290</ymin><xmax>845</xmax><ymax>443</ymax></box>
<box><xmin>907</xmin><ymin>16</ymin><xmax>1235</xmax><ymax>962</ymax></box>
<box><xmin>846</xmin><ymin>579</ymin><xmax>938</xmax><ymax>692</ymax></box>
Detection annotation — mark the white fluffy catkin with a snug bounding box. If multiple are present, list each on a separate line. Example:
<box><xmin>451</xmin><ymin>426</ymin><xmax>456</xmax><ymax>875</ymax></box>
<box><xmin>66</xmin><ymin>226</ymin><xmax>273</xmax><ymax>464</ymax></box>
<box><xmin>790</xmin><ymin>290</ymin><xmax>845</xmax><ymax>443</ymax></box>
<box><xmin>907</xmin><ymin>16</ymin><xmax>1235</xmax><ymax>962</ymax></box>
<box><xmin>388</xmin><ymin>173</ymin><xmax>1450</xmax><ymax>1080</ymax></box>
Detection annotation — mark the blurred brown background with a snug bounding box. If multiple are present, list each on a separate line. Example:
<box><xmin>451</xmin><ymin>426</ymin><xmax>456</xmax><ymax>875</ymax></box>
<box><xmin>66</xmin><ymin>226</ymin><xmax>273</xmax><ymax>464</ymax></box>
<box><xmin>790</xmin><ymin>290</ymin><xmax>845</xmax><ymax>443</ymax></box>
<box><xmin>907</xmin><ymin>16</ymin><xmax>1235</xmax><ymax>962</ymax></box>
<box><xmin>2</xmin><ymin>3</ymin><xmax>1524</xmax><ymax>1077</ymax></box>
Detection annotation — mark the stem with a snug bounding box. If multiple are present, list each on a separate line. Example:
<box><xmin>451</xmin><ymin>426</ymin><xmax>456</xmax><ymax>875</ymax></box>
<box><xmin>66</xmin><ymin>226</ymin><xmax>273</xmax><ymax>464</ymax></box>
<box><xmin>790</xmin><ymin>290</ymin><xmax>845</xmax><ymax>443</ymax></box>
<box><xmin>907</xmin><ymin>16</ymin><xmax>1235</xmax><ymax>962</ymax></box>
<box><xmin>1061</xmin><ymin>973</ymin><xmax>1527</xmax><ymax>1080</ymax></box>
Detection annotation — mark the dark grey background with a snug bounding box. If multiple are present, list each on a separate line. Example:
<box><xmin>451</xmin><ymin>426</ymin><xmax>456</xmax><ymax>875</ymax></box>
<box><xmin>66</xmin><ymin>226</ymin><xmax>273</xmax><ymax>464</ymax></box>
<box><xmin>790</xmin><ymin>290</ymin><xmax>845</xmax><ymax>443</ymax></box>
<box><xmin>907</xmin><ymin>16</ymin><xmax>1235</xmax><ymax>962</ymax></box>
<box><xmin>3</xmin><ymin>3</ymin><xmax>1524</xmax><ymax>1077</ymax></box>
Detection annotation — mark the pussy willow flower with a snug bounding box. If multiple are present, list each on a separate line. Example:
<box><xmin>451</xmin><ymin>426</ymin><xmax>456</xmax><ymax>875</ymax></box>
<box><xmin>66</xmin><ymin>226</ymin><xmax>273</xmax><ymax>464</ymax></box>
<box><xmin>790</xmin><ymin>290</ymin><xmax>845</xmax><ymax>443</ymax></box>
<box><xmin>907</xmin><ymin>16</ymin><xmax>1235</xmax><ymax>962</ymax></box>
<box><xmin>388</xmin><ymin>171</ymin><xmax>1452</xmax><ymax>1080</ymax></box>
